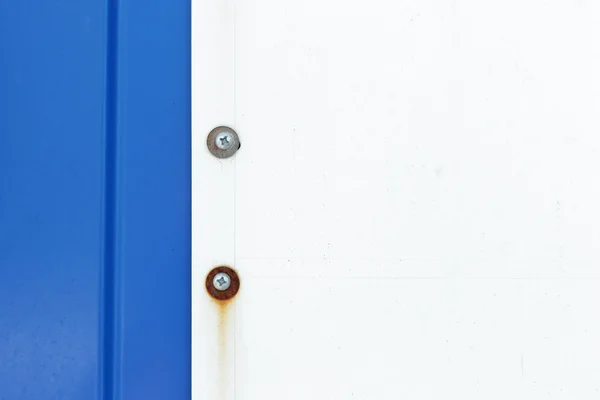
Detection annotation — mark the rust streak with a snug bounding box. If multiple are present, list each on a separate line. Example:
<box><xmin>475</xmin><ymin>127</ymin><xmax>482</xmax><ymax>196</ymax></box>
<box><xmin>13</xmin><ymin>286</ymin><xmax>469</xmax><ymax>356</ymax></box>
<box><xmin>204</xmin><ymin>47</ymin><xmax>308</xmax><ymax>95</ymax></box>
<box><xmin>206</xmin><ymin>266</ymin><xmax>240</xmax><ymax>400</ymax></box>
<box><xmin>216</xmin><ymin>298</ymin><xmax>232</xmax><ymax>400</ymax></box>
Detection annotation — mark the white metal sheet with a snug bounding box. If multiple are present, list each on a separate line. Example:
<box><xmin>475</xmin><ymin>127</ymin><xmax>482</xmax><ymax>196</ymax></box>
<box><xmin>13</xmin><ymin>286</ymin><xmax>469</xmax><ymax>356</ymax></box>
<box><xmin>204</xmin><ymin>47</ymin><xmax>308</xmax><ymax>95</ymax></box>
<box><xmin>193</xmin><ymin>0</ymin><xmax>600</xmax><ymax>398</ymax></box>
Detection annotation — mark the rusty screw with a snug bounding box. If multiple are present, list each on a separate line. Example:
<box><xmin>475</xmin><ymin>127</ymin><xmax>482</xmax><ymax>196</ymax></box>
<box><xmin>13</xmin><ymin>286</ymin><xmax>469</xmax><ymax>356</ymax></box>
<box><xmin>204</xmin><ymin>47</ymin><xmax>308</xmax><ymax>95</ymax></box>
<box><xmin>212</xmin><ymin>272</ymin><xmax>232</xmax><ymax>291</ymax></box>
<box><xmin>206</xmin><ymin>266</ymin><xmax>240</xmax><ymax>300</ymax></box>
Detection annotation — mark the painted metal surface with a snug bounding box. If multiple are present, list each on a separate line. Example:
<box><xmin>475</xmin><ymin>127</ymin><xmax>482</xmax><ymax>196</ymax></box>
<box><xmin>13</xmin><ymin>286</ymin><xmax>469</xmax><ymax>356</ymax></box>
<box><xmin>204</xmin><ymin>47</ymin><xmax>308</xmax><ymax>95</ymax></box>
<box><xmin>191</xmin><ymin>0</ymin><xmax>236</xmax><ymax>396</ymax></box>
<box><xmin>193</xmin><ymin>0</ymin><xmax>600</xmax><ymax>399</ymax></box>
<box><xmin>0</xmin><ymin>0</ymin><xmax>190</xmax><ymax>398</ymax></box>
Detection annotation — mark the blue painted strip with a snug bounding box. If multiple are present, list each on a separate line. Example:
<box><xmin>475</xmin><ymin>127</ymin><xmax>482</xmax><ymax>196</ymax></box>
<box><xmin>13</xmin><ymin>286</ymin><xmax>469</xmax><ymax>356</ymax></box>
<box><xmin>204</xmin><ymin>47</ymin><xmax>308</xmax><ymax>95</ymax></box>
<box><xmin>112</xmin><ymin>0</ymin><xmax>191</xmax><ymax>398</ymax></box>
<box><xmin>101</xmin><ymin>0</ymin><xmax>120</xmax><ymax>398</ymax></box>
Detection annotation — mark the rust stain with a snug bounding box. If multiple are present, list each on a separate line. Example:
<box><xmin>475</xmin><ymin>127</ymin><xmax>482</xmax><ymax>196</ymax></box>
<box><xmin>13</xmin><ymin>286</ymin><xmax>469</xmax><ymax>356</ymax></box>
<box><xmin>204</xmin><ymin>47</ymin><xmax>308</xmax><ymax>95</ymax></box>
<box><xmin>206</xmin><ymin>266</ymin><xmax>240</xmax><ymax>399</ymax></box>
<box><xmin>216</xmin><ymin>298</ymin><xmax>232</xmax><ymax>400</ymax></box>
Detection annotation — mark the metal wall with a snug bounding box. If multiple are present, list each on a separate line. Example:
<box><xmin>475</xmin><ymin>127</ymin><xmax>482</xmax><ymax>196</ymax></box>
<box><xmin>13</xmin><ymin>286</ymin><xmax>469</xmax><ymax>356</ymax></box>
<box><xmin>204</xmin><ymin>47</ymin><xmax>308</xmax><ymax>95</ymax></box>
<box><xmin>0</xmin><ymin>0</ymin><xmax>190</xmax><ymax>398</ymax></box>
<box><xmin>192</xmin><ymin>0</ymin><xmax>600</xmax><ymax>398</ymax></box>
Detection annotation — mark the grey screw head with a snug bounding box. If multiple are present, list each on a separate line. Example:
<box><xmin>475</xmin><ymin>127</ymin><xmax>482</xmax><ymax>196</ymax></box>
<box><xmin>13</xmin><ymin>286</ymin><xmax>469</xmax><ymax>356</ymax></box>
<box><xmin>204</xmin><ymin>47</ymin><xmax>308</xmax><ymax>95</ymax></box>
<box><xmin>215</xmin><ymin>131</ymin><xmax>234</xmax><ymax>150</ymax></box>
<box><xmin>207</xmin><ymin>126</ymin><xmax>240</xmax><ymax>158</ymax></box>
<box><xmin>212</xmin><ymin>272</ymin><xmax>232</xmax><ymax>291</ymax></box>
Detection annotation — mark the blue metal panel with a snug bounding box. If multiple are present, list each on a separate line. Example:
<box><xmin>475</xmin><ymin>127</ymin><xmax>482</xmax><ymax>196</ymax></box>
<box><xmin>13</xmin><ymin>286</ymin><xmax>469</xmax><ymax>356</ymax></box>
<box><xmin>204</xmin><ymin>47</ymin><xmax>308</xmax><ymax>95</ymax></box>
<box><xmin>115</xmin><ymin>0</ymin><xmax>191</xmax><ymax>397</ymax></box>
<box><xmin>0</xmin><ymin>0</ymin><xmax>190</xmax><ymax>398</ymax></box>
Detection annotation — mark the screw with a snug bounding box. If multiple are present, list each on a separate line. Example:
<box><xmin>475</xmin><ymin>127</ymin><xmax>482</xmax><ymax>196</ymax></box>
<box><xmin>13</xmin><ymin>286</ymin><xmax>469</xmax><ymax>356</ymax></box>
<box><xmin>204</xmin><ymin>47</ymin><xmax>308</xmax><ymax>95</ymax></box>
<box><xmin>212</xmin><ymin>272</ymin><xmax>231</xmax><ymax>291</ymax></box>
<box><xmin>206</xmin><ymin>266</ymin><xmax>240</xmax><ymax>300</ymax></box>
<box><xmin>207</xmin><ymin>126</ymin><xmax>240</xmax><ymax>158</ymax></box>
<box><xmin>215</xmin><ymin>131</ymin><xmax>234</xmax><ymax>150</ymax></box>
